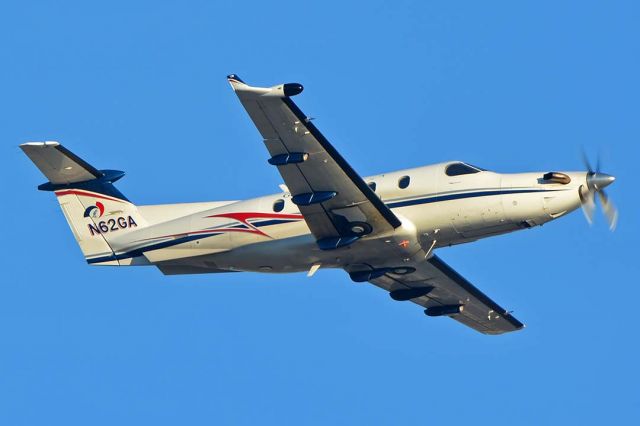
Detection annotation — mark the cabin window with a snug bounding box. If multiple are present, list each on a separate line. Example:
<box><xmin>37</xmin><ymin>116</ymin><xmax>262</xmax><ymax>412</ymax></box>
<box><xmin>445</xmin><ymin>162</ymin><xmax>483</xmax><ymax>176</ymax></box>
<box><xmin>273</xmin><ymin>199</ymin><xmax>285</xmax><ymax>212</ymax></box>
<box><xmin>398</xmin><ymin>175</ymin><xmax>410</xmax><ymax>189</ymax></box>
<box><xmin>367</xmin><ymin>182</ymin><xmax>377</xmax><ymax>192</ymax></box>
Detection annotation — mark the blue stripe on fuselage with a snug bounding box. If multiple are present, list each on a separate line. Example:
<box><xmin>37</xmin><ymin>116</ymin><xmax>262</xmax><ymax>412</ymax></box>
<box><xmin>386</xmin><ymin>188</ymin><xmax>560</xmax><ymax>209</ymax></box>
<box><xmin>252</xmin><ymin>219</ymin><xmax>301</xmax><ymax>227</ymax></box>
<box><xmin>86</xmin><ymin>232</ymin><xmax>222</xmax><ymax>264</ymax></box>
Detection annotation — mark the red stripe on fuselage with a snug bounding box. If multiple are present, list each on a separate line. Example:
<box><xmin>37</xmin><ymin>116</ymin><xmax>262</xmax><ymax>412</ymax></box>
<box><xmin>55</xmin><ymin>189</ymin><xmax>126</xmax><ymax>203</ymax></box>
<box><xmin>205</xmin><ymin>212</ymin><xmax>303</xmax><ymax>238</ymax></box>
<box><xmin>206</xmin><ymin>212</ymin><xmax>303</xmax><ymax>221</ymax></box>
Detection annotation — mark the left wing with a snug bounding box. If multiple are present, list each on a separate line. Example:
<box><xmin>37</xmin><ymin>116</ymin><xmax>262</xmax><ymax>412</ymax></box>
<box><xmin>228</xmin><ymin>74</ymin><xmax>401</xmax><ymax>250</ymax></box>
<box><xmin>348</xmin><ymin>253</ymin><xmax>525</xmax><ymax>335</ymax></box>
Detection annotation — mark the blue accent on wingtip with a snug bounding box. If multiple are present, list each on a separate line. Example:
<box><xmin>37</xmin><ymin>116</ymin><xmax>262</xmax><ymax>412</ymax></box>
<box><xmin>283</xmin><ymin>83</ymin><xmax>304</xmax><ymax>97</ymax></box>
<box><xmin>227</xmin><ymin>74</ymin><xmax>245</xmax><ymax>83</ymax></box>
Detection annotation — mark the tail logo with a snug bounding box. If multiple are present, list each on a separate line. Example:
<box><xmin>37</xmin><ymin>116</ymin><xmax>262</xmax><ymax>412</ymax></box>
<box><xmin>83</xmin><ymin>201</ymin><xmax>105</xmax><ymax>218</ymax></box>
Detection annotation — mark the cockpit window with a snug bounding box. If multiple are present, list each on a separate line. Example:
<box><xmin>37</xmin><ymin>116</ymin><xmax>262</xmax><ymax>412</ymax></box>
<box><xmin>445</xmin><ymin>162</ymin><xmax>485</xmax><ymax>176</ymax></box>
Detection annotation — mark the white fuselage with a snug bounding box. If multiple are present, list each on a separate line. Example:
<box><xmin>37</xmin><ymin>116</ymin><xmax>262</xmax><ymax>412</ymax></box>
<box><xmin>107</xmin><ymin>162</ymin><xmax>586</xmax><ymax>273</ymax></box>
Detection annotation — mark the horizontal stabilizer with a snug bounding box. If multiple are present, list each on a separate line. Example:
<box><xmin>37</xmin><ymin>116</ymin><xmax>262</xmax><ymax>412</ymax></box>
<box><xmin>20</xmin><ymin>142</ymin><xmax>103</xmax><ymax>185</ymax></box>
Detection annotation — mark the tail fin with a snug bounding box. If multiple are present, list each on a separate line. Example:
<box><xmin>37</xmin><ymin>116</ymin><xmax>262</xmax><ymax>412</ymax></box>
<box><xmin>20</xmin><ymin>142</ymin><xmax>147</xmax><ymax>265</ymax></box>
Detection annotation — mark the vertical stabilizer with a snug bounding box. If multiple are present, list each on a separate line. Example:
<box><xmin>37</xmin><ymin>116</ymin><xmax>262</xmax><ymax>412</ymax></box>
<box><xmin>20</xmin><ymin>142</ymin><xmax>147</xmax><ymax>265</ymax></box>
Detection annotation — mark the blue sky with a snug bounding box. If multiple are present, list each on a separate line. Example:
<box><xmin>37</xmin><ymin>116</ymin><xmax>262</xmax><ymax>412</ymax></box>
<box><xmin>1</xmin><ymin>1</ymin><xmax>639</xmax><ymax>424</ymax></box>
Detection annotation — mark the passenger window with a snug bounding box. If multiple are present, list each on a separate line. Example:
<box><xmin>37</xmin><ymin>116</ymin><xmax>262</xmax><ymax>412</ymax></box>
<box><xmin>367</xmin><ymin>182</ymin><xmax>377</xmax><ymax>192</ymax></box>
<box><xmin>273</xmin><ymin>199</ymin><xmax>285</xmax><ymax>212</ymax></box>
<box><xmin>445</xmin><ymin>162</ymin><xmax>482</xmax><ymax>176</ymax></box>
<box><xmin>398</xmin><ymin>175</ymin><xmax>410</xmax><ymax>189</ymax></box>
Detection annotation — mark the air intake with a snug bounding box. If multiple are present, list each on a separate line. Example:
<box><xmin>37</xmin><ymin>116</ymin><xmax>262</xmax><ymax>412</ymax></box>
<box><xmin>542</xmin><ymin>172</ymin><xmax>571</xmax><ymax>184</ymax></box>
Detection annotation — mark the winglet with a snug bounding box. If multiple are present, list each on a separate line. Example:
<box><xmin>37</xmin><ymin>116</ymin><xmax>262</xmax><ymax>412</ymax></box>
<box><xmin>226</xmin><ymin>74</ymin><xmax>245</xmax><ymax>84</ymax></box>
<box><xmin>226</xmin><ymin>74</ymin><xmax>248</xmax><ymax>90</ymax></box>
<box><xmin>226</xmin><ymin>74</ymin><xmax>304</xmax><ymax>97</ymax></box>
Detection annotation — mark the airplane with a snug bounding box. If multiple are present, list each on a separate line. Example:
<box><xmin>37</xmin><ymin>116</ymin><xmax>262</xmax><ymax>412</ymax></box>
<box><xmin>20</xmin><ymin>74</ymin><xmax>618</xmax><ymax>335</ymax></box>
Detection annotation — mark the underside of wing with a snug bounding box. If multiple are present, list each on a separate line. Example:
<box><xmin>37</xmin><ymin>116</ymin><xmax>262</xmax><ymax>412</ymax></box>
<box><xmin>228</xmin><ymin>75</ymin><xmax>401</xmax><ymax>250</ymax></box>
<box><xmin>351</xmin><ymin>254</ymin><xmax>524</xmax><ymax>335</ymax></box>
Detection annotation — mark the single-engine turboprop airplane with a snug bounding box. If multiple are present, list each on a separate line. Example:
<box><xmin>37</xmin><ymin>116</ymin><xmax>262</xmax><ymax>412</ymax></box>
<box><xmin>21</xmin><ymin>74</ymin><xmax>618</xmax><ymax>335</ymax></box>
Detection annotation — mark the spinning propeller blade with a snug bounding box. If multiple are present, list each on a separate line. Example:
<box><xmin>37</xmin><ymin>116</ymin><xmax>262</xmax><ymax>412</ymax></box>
<box><xmin>598</xmin><ymin>190</ymin><xmax>618</xmax><ymax>231</ymax></box>
<box><xmin>580</xmin><ymin>151</ymin><xmax>618</xmax><ymax>231</ymax></box>
<box><xmin>580</xmin><ymin>190</ymin><xmax>596</xmax><ymax>225</ymax></box>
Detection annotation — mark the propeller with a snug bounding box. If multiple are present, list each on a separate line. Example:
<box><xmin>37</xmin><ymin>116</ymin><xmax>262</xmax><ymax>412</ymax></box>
<box><xmin>580</xmin><ymin>151</ymin><xmax>618</xmax><ymax>230</ymax></box>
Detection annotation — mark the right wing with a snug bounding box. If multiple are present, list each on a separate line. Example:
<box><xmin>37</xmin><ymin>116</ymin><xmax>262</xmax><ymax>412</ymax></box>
<box><xmin>228</xmin><ymin>75</ymin><xmax>401</xmax><ymax>249</ymax></box>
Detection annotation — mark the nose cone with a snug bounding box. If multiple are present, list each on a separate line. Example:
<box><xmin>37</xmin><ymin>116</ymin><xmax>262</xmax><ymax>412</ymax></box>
<box><xmin>588</xmin><ymin>172</ymin><xmax>616</xmax><ymax>190</ymax></box>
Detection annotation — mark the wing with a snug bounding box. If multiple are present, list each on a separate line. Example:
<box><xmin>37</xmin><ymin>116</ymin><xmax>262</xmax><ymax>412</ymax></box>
<box><xmin>349</xmin><ymin>254</ymin><xmax>525</xmax><ymax>335</ymax></box>
<box><xmin>228</xmin><ymin>74</ymin><xmax>401</xmax><ymax>250</ymax></box>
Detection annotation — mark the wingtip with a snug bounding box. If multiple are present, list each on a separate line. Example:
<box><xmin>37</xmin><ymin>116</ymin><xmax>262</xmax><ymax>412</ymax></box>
<box><xmin>226</xmin><ymin>75</ymin><xmax>301</xmax><ymax>97</ymax></box>
<box><xmin>227</xmin><ymin>74</ymin><xmax>246</xmax><ymax>84</ymax></box>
